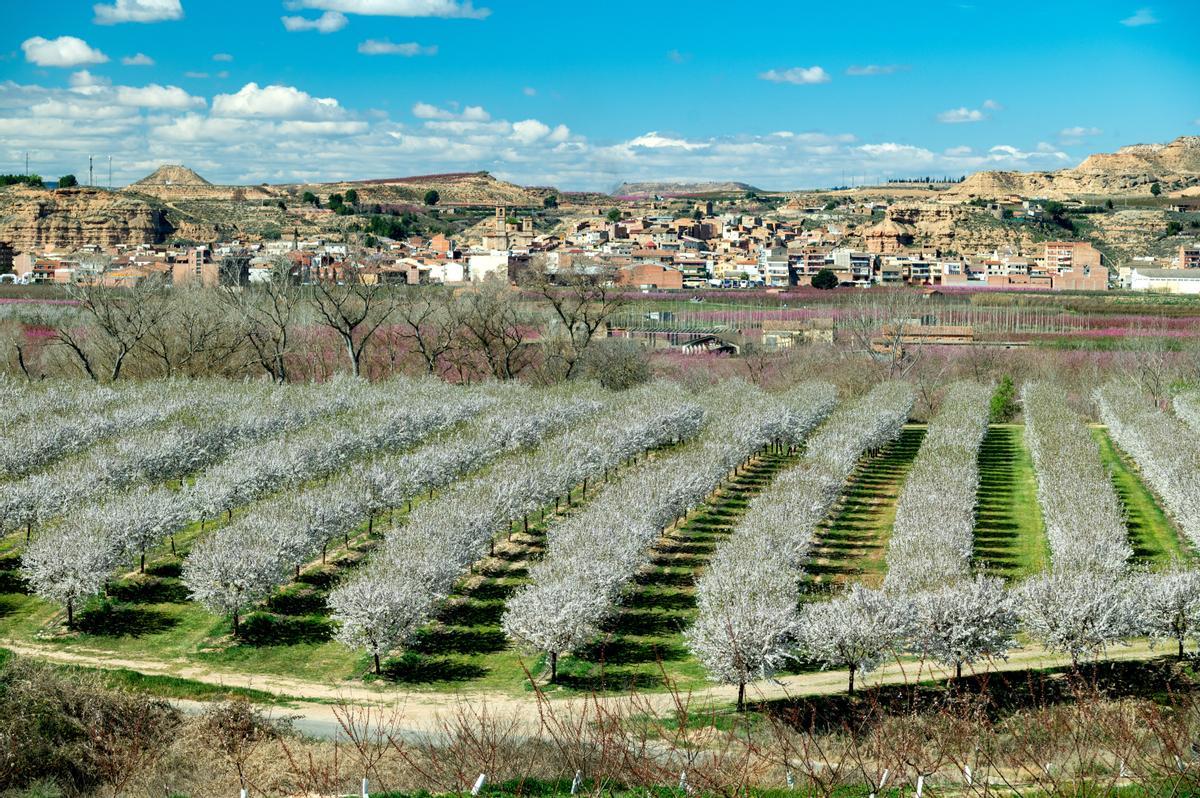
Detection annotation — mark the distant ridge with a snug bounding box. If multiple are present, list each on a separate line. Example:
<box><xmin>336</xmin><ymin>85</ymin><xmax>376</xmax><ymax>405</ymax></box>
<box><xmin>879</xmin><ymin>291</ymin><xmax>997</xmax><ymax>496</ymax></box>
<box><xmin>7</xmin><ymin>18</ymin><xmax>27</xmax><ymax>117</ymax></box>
<box><xmin>614</xmin><ymin>180</ymin><xmax>760</xmax><ymax>198</ymax></box>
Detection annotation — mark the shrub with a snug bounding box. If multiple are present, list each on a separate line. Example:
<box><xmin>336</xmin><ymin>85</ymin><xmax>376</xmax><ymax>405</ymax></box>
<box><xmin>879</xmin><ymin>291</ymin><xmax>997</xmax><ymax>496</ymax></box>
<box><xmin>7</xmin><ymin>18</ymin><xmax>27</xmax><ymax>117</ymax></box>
<box><xmin>0</xmin><ymin>658</ymin><xmax>179</xmax><ymax>795</ymax></box>
<box><xmin>990</xmin><ymin>375</ymin><xmax>1018</xmax><ymax>423</ymax></box>
<box><xmin>812</xmin><ymin>268</ymin><xmax>838</xmax><ymax>290</ymax></box>
<box><xmin>575</xmin><ymin>339</ymin><xmax>651</xmax><ymax>390</ymax></box>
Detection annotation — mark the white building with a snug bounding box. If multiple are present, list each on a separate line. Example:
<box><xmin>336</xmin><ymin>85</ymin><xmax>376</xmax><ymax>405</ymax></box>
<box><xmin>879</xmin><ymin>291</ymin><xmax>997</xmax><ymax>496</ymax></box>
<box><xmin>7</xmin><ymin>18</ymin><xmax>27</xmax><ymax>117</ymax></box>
<box><xmin>1129</xmin><ymin>268</ymin><xmax>1200</xmax><ymax>295</ymax></box>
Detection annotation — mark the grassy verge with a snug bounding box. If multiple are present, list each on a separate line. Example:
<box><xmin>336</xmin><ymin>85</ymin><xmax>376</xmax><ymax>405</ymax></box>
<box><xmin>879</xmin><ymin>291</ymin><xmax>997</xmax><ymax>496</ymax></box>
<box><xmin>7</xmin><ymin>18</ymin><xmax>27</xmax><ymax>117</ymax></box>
<box><xmin>805</xmin><ymin>427</ymin><xmax>925</xmax><ymax>591</ymax></box>
<box><xmin>1091</xmin><ymin>427</ymin><xmax>1192</xmax><ymax>563</ymax></box>
<box><xmin>972</xmin><ymin>425</ymin><xmax>1049</xmax><ymax>580</ymax></box>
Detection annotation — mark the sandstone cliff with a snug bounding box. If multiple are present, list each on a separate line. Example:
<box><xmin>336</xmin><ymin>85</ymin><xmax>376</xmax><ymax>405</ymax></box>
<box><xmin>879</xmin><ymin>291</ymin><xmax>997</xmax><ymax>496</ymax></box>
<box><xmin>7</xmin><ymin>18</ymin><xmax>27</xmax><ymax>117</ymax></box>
<box><xmin>0</xmin><ymin>186</ymin><xmax>173</xmax><ymax>251</ymax></box>
<box><xmin>947</xmin><ymin>136</ymin><xmax>1200</xmax><ymax>200</ymax></box>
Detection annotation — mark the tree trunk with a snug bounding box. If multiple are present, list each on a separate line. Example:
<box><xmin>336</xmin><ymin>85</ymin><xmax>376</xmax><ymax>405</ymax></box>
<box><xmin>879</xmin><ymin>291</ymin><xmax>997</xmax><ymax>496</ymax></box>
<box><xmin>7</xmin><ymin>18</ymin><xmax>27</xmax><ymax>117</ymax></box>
<box><xmin>374</xmin><ymin>651</ymin><xmax>381</xmax><ymax>675</ymax></box>
<box><xmin>25</xmin><ymin>522</ymin><xmax>31</xmax><ymax>543</ymax></box>
<box><xmin>227</xmin><ymin>508</ymin><xmax>233</xmax><ymax>522</ymax></box>
<box><xmin>549</xmin><ymin>651</ymin><xmax>558</xmax><ymax>683</ymax></box>
<box><xmin>66</xmin><ymin>598</ymin><xmax>74</xmax><ymax>628</ymax></box>
<box><xmin>523</xmin><ymin>515</ymin><xmax>529</xmax><ymax>535</ymax></box>
<box><xmin>737</xmin><ymin>681</ymin><xmax>746</xmax><ymax>712</ymax></box>
<box><xmin>140</xmin><ymin>550</ymin><xmax>146</xmax><ymax>574</ymax></box>
<box><xmin>323</xmin><ymin>542</ymin><xmax>328</xmax><ymax>564</ymax></box>
<box><xmin>1180</xmin><ymin>636</ymin><xmax>1186</xmax><ymax>658</ymax></box>
<box><xmin>232</xmin><ymin>610</ymin><xmax>240</xmax><ymax>636</ymax></box>
<box><xmin>956</xmin><ymin>661</ymin><xmax>962</xmax><ymax>681</ymax></box>
<box><xmin>170</xmin><ymin>535</ymin><xmax>176</xmax><ymax>556</ymax></box>
<box><xmin>848</xmin><ymin>664</ymin><xmax>856</xmax><ymax>695</ymax></box>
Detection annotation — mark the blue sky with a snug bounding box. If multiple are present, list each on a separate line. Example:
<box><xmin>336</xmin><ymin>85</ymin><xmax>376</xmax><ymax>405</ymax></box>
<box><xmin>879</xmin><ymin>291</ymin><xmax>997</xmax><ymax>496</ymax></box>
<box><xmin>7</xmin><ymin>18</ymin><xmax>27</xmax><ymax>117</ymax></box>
<box><xmin>2</xmin><ymin>0</ymin><xmax>1197</xmax><ymax>190</ymax></box>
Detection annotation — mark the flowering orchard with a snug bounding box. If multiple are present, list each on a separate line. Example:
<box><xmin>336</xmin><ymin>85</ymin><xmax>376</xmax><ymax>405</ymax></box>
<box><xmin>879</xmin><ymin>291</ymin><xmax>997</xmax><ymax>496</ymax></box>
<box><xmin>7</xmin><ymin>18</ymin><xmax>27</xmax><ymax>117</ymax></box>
<box><xmin>1</xmin><ymin>373</ymin><xmax>1199</xmax><ymax>698</ymax></box>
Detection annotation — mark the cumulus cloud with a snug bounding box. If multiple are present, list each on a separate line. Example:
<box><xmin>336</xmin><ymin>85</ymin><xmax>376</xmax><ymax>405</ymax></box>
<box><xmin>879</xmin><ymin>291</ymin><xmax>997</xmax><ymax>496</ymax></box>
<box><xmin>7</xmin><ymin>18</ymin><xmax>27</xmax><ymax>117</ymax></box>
<box><xmin>212</xmin><ymin>83</ymin><xmax>342</xmax><ymax>119</ymax></box>
<box><xmin>846</xmin><ymin>64</ymin><xmax>908</xmax><ymax>76</ymax></box>
<box><xmin>289</xmin><ymin>0</ymin><xmax>489</xmax><ymax>19</ymax></box>
<box><xmin>22</xmin><ymin>36</ymin><xmax>109</xmax><ymax>68</ymax></box>
<box><xmin>667</xmin><ymin>49</ymin><xmax>691</xmax><ymax>64</ymax></box>
<box><xmin>357</xmin><ymin>39</ymin><xmax>437</xmax><ymax>56</ymax></box>
<box><xmin>758</xmin><ymin>66</ymin><xmax>831</xmax><ymax>85</ymax></box>
<box><xmin>1121</xmin><ymin>7</ymin><xmax>1158</xmax><ymax>26</ymax></box>
<box><xmin>282</xmin><ymin>10</ymin><xmax>348</xmax><ymax>32</ymax></box>
<box><xmin>121</xmin><ymin>52</ymin><xmax>155</xmax><ymax>66</ymax></box>
<box><xmin>69</xmin><ymin>70</ymin><xmax>111</xmax><ymax>90</ymax></box>
<box><xmin>938</xmin><ymin>107</ymin><xmax>984</xmax><ymax>123</ymax></box>
<box><xmin>116</xmin><ymin>83</ymin><xmax>205</xmax><ymax>109</ymax></box>
<box><xmin>94</xmin><ymin>0</ymin><xmax>183</xmax><ymax>24</ymax></box>
<box><xmin>511</xmin><ymin>119</ymin><xmax>551</xmax><ymax>144</ymax></box>
<box><xmin>412</xmin><ymin>102</ymin><xmax>488</xmax><ymax>120</ymax></box>
<box><xmin>213</xmin><ymin>53</ymin><xmax>234</xmax><ymax>62</ymax></box>
<box><xmin>937</xmin><ymin>100</ymin><xmax>1001</xmax><ymax>124</ymax></box>
<box><xmin>0</xmin><ymin>74</ymin><xmax>1079</xmax><ymax>191</ymax></box>
<box><xmin>1060</xmin><ymin>126</ymin><xmax>1102</xmax><ymax>137</ymax></box>
<box><xmin>522</xmin><ymin>86</ymin><xmax>536</xmax><ymax>96</ymax></box>
<box><xmin>627</xmin><ymin>132</ymin><xmax>710</xmax><ymax>151</ymax></box>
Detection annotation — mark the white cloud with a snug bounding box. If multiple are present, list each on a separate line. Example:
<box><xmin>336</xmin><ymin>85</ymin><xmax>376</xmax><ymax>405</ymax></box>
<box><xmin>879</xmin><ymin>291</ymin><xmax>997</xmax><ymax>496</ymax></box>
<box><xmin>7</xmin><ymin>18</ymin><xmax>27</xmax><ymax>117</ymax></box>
<box><xmin>0</xmin><ymin>74</ymin><xmax>1083</xmax><ymax>192</ymax></box>
<box><xmin>22</xmin><ymin>36</ymin><xmax>109</xmax><ymax>68</ymax></box>
<box><xmin>212</xmin><ymin>82</ymin><xmax>342</xmax><ymax>119</ymax></box>
<box><xmin>282</xmin><ymin>10</ymin><xmax>348</xmax><ymax>32</ymax></box>
<box><xmin>357</xmin><ymin>39</ymin><xmax>437</xmax><ymax>56</ymax></box>
<box><xmin>511</xmin><ymin>119</ymin><xmax>550</xmax><ymax>144</ymax></box>
<box><xmin>278</xmin><ymin>120</ymin><xmax>369</xmax><ymax>136</ymax></box>
<box><xmin>1060</xmin><ymin>126</ymin><xmax>1102</xmax><ymax>137</ymax></box>
<box><xmin>412</xmin><ymin>102</ymin><xmax>488</xmax><ymax>120</ymax></box>
<box><xmin>938</xmin><ymin>107</ymin><xmax>985</xmax><ymax>123</ymax></box>
<box><xmin>846</xmin><ymin>64</ymin><xmax>908</xmax><ymax>76</ymax></box>
<box><xmin>213</xmin><ymin>53</ymin><xmax>234</xmax><ymax>62</ymax></box>
<box><xmin>94</xmin><ymin>0</ymin><xmax>182</xmax><ymax>24</ymax></box>
<box><xmin>121</xmin><ymin>52</ymin><xmax>155</xmax><ymax>66</ymax></box>
<box><xmin>627</xmin><ymin>132</ymin><xmax>710</xmax><ymax>151</ymax></box>
<box><xmin>758</xmin><ymin>66</ymin><xmax>831</xmax><ymax>85</ymax></box>
<box><xmin>1121</xmin><ymin>7</ymin><xmax>1158</xmax><ymax>26</ymax></box>
<box><xmin>667</xmin><ymin>49</ymin><xmax>691</xmax><ymax>64</ymax></box>
<box><xmin>116</xmin><ymin>83</ymin><xmax>204</xmax><ymax>109</ymax></box>
<box><xmin>522</xmin><ymin>86</ymin><xmax>537</xmax><ymax>97</ymax></box>
<box><xmin>151</xmin><ymin>113</ymin><xmax>254</xmax><ymax>142</ymax></box>
<box><xmin>289</xmin><ymin>0</ymin><xmax>489</xmax><ymax>19</ymax></box>
<box><xmin>982</xmin><ymin>99</ymin><xmax>1002</xmax><ymax>111</ymax></box>
<box><xmin>69</xmin><ymin>70</ymin><xmax>111</xmax><ymax>90</ymax></box>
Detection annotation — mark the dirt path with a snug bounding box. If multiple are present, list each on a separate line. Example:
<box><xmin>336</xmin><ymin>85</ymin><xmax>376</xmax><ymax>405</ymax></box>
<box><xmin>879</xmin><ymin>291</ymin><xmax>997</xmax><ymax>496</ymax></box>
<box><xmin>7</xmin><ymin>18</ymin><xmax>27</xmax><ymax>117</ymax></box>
<box><xmin>3</xmin><ymin>636</ymin><xmax>1176</xmax><ymax>736</ymax></box>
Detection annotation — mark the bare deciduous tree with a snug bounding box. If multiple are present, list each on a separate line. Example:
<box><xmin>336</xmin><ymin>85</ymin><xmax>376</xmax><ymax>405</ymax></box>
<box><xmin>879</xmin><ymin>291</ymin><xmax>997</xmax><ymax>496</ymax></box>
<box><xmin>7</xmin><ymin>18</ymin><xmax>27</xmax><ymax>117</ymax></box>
<box><xmin>57</xmin><ymin>277</ymin><xmax>171</xmax><ymax>381</ymax></box>
<box><xmin>310</xmin><ymin>269</ymin><xmax>397</xmax><ymax>378</ymax></box>
<box><xmin>522</xmin><ymin>257</ymin><xmax>626</xmax><ymax>380</ymax></box>
<box><xmin>221</xmin><ymin>261</ymin><xmax>301</xmax><ymax>382</ymax></box>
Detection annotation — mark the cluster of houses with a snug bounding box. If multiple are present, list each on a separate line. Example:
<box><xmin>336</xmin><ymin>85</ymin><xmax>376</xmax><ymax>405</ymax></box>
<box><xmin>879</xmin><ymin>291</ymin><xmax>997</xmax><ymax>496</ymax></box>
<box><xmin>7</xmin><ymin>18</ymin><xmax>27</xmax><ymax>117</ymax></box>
<box><xmin>3</xmin><ymin>202</ymin><xmax>1199</xmax><ymax>295</ymax></box>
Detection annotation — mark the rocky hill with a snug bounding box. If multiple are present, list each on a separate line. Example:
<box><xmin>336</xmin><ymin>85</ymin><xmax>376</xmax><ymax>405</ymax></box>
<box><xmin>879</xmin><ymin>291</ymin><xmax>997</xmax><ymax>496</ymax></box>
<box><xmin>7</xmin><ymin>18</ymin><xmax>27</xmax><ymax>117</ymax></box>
<box><xmin>0</xmin><ymin>186</ymin><xmax>173</xmax><ymax>251</ymax></box>
<box><xmin>614</xmin><ymin>180</ymin><xmax>760</xmax><ymax>198</ymax></box>
<box><xmin>130</xmin><ymin>164</ymin><xmax>212</xmax><ymax>188</ymax></box>
<box><xmin>296</xmin><ymin>171</ymin><xmax>551</xmax><ymax>207</ymax></box>
<box><xmin>947</xmin><ymin>136</ymin><xmax>1200</xmax><ymax>200</ymax></box>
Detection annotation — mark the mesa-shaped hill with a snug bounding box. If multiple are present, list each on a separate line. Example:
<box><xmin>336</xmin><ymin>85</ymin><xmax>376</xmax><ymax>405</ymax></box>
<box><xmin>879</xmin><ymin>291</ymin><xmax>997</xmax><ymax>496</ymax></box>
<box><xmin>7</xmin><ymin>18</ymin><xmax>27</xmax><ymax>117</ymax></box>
<box><xmin>614</xmin><ymin>180</ymin><xmax>760</xmax><ymax>198</ymax></box>
<box><xmin>296</xmin><ymin>171</ymin><xmax>553</xmax><ymax>207</ymax></box>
